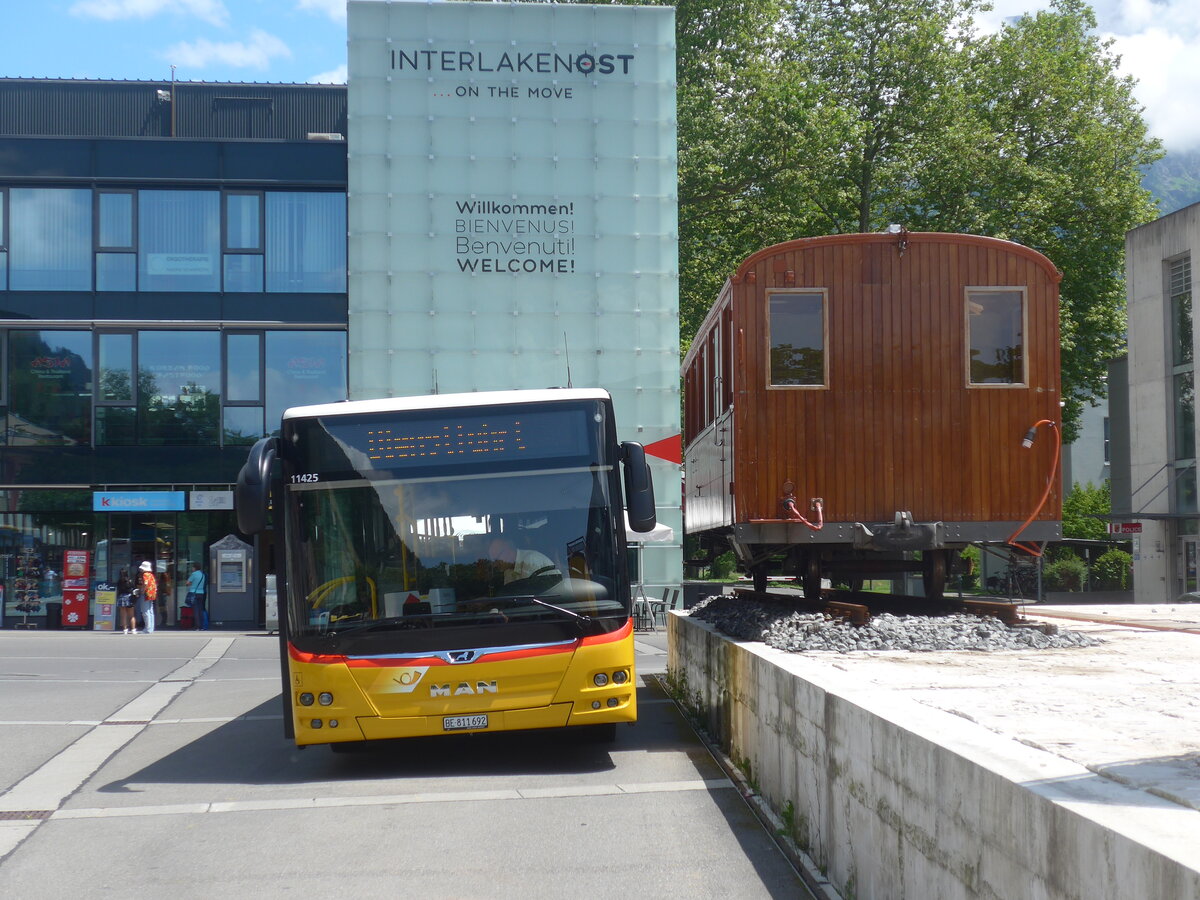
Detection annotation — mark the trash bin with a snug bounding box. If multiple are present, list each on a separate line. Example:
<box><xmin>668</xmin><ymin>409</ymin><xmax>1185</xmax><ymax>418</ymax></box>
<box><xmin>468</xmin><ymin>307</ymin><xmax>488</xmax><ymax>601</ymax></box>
<box><xmin>44</xmin><ymin>602</ymin><xmax>62</xmax><ymax>629</ymax></box>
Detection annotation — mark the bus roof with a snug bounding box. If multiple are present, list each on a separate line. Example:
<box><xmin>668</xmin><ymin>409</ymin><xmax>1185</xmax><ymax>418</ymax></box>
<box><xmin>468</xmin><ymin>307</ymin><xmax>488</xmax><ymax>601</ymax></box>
<box><xmin>282</xmin><ymin>387</ymin><xmax>612</xmax><ymax>421</ymax></box>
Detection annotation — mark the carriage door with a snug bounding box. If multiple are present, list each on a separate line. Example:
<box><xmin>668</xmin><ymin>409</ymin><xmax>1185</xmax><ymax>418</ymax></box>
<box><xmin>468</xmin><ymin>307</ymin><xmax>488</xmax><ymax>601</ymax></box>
<box><xmin>1179</xmin><ymin>537</ymin><xmax>1200</xmax><ymax>596</ymax></box>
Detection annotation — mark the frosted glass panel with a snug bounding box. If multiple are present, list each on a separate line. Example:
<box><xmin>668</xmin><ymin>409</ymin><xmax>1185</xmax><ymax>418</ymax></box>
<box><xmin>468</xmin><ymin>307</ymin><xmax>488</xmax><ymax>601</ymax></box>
<box><xmin>348</xmin><ymin>4</ymin><xmax>681</xmax><ymax>602</ymax></box>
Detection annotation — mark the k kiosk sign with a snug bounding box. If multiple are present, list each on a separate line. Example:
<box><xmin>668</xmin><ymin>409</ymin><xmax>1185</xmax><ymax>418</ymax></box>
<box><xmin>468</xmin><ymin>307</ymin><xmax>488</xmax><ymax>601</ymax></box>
<box><xmin>347</xmin><ymin>1</ymin><xmax>681</xmax><ymax>594</ymax></box>
<box><xmin>93</xmin><ymin>491</ymin><xmax>187</xmax><ymax>511</ymax></box>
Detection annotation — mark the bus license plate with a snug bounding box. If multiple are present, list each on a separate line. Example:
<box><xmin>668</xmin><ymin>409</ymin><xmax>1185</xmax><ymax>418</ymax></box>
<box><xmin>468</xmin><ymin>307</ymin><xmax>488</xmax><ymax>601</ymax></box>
<box><xmin>443</xmin><ymin>714</ymin><xmax>488</xmax><ymax>731</ymax></box>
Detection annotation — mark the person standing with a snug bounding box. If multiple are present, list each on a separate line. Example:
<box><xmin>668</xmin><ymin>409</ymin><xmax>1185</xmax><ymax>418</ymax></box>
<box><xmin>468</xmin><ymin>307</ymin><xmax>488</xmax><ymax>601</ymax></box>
<box><xmin>137</xmin><ymin>560</ymin><xmax>158</xmax><ymax>633</ymax></box>
<box><xmin>116</xmin><ymin>567</ymin><xmax>136</xmax><ymax>634</ymax></box>
<box><xmin>186</xmin><ymin>561</ymin><xmax>208</xmax><ymax>630</ymax></box>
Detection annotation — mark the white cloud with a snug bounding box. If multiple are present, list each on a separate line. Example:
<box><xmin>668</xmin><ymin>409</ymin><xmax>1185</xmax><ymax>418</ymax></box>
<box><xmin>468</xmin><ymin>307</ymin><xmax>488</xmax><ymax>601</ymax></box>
<box><xmin>978</xmin><ymin>1</ymin><xmax>1200</xmax><ymax>152</ymax></box>
<box><xmin>71</xmin><ymin>0</ymin><xmax>229</xmax><ymax>28</ymax></box>
<box><xmin>308</xmin><ymin>64</ymin><xmax>348</xmax><ymax>84</ymax></box>
<box><xmin>296</xmin><ymin>0</ymin><xmax>346</xmax><ymax>23</ymax></box>
<box><xmin>163</xmin><ymin>29</ymin><xmax>292</xmax><ymax>70</ymax></box>
<box><xmin>1108</xmin><ymin>27</ymin><xmax>1200</xmax><ymax>152</ymax></box>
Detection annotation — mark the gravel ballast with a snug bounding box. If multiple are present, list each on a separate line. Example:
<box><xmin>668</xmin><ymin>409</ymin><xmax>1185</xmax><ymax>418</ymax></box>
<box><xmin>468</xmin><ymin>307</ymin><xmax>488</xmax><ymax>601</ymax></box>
<box><xmin>689</xmin><ymin>594</ymin><xmax>1102</xmax><ymax>653</ymax></box>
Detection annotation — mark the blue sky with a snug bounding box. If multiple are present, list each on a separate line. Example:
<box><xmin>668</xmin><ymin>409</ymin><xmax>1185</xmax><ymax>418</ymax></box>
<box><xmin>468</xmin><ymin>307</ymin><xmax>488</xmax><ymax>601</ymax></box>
<box><xmin>3</xmin><ymin>0</ymin><xmax>1198</xmax><ymax>151</ymax></box>
<box><xmin>3</xmin><ymin>0</ymin><xmax>349</xmax><ymax>85</ymax></box>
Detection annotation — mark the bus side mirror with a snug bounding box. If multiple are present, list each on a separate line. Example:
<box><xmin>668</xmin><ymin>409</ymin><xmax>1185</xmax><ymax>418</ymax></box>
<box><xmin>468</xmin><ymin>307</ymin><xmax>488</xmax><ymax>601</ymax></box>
<box><xmin>621</xmin><ymin>441</ymin><xmax>656</xmax><ymax>533</ymax></box>
<box><xmin>236</xmin><ymin>437</ymin><xmax>279</xmax><ymax>536</ymax></box>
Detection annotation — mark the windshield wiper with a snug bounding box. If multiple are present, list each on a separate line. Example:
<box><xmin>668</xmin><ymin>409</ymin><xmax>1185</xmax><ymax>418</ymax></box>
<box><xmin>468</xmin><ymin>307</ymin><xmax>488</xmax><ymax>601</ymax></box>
<box><xmin>487</xmin><ymin>594</ymin><xmax>597</xmax><ymax>634</ymax></box>
<box><xmin>327</xmin><ymin>615</ymin><xmax>427</xmax><ymax>637</ymax></box>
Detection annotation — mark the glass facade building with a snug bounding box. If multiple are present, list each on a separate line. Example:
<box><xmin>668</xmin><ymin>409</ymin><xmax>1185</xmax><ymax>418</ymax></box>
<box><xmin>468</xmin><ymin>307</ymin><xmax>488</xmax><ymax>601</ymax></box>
<box><xmin>0</xmin><ymin>79</ymin><xmax>349</xmax><ymax>628</ymax></box>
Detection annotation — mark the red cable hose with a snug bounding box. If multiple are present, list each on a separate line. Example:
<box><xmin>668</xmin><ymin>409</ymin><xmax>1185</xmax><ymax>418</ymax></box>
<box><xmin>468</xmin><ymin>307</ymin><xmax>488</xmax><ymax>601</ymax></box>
<box><xmin>1006</xmin><ymin>419</ymin><xmax>1061</xmax><ymax>557</ymax></box>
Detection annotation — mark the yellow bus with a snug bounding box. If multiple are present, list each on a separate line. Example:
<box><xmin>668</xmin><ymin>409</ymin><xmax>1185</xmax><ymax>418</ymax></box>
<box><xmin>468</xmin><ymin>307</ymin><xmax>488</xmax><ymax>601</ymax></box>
<box><xmin>236</xmin><ymin>388</ymin><xmax>656</xmax><ymax>750</ymax></box>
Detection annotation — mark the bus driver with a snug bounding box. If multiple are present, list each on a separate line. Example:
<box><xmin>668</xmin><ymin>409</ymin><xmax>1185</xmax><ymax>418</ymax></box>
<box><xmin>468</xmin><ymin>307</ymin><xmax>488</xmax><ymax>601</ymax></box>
<box><xmin>488</xmin><ymin>535</ymin><xmax>559</xmax><ymax>585</ymax></box>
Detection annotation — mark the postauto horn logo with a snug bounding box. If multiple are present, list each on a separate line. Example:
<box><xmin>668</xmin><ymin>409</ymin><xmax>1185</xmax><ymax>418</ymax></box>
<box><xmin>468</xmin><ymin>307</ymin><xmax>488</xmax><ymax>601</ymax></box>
<box><xmin>386</xmin><ymin>667</ymin><xmax>429</xmax><ymax>694</ymax></box>
<box><xmin>390</xmin><ymin>47</ymin><xmax>635</xmax><ymax>77</ymax></box>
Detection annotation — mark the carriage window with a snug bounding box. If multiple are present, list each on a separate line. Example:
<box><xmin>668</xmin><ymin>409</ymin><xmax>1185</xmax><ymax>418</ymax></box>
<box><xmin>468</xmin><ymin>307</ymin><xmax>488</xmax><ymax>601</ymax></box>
<box><xmin>967</xmin><ymin>289</ymin><xmax>1025</xmax><ymax>385</ymax></box>
<box><xmin>768</xmin><ymin>291</ymin><xmax>825</xmax><ymax>386</ymax></box>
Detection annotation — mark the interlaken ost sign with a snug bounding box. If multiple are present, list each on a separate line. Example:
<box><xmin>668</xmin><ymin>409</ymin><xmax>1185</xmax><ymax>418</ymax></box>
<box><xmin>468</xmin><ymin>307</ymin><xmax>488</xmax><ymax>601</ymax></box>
<box><xmin>347</xmin><ymin>1</ymin><xmax>678</xmax><ymax>400</ymax></box>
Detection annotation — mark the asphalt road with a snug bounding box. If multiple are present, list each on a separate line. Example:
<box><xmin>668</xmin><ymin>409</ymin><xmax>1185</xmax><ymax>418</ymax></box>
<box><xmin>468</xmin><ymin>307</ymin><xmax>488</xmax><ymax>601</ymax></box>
<box><xmin>0</xmin><ymin>627</ymin><xmax>809</xmax><ymax>899</ymax></box>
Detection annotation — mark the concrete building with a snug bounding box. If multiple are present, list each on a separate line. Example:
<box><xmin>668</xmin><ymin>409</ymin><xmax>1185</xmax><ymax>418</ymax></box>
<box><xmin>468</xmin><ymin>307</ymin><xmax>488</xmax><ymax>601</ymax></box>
<box><xmin>1123</xmin><ymin>202</ymin><xmax>1200</xmax><ymax>601</ymax></box>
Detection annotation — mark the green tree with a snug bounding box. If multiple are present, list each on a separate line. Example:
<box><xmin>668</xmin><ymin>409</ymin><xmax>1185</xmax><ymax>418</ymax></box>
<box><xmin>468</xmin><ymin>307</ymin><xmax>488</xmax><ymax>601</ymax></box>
<box><xmin>1061</xmin><ymin>480</ymin><xmax>1110</xmax><ymax>541</ymax></box>
<box><xmin>951</xmin><ymin>0</ymin><xmax>1161</xmax><ymax>438</ymax></box>
<box><xmin>668</xmin><ymin>0</ymin><xmax>1160</xmax><ymax>436</ymax></box>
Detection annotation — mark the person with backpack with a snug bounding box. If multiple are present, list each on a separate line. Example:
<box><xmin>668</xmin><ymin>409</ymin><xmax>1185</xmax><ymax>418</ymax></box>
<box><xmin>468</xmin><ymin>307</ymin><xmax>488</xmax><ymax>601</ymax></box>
<box><xmin>136</xmin><ymin>560</ymin><xmax>158</xmax><ymax>633</ymax></box>
<box><xmin>186</xmin><ymin>561</ymin><xmax>209</xmax><ymax>630</ymax></box>
<box><xmin>116</xmin><ymin>567</ymin><xmax>137</xmax><ymax>634</ymax></box>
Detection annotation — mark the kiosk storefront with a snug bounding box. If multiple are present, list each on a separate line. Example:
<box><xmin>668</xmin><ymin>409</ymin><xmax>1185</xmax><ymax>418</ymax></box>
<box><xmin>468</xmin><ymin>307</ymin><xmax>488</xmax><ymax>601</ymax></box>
<box><xmin>0</xmin><ymin>486</ymin><xmax>246</xmax><ymax>628</ymax></box>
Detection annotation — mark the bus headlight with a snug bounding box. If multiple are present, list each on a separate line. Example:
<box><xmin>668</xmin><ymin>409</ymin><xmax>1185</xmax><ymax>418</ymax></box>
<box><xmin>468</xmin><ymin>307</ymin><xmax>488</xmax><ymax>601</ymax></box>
<box><xmin>593</xmin><ymin>673</ymin><xmax>609</xmax><ymax>687</ymax></box>
<box><xmin>318</xmin><ymin>692</ymin><xmax>334</xmax><ymax>706</ymax></box>
<box><xmin>612</xmin><ymin>670</ymin><xmax>629</xmax><ymax>685</ymax></box>
<box><xmin>311</xmin><ymin>719</ymin><xmax>323</xmax><ymax>729</ymax></box>
<box><xmin>299</xmin><ymin>692</ymin><xmax>315</xmax><ymax>706</ymax></box>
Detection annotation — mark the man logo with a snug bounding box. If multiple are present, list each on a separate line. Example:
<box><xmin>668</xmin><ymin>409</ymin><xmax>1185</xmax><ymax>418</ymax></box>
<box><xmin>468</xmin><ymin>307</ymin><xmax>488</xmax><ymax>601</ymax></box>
<box><xmin>430</xmin><ymin>681</ymin><xmax>498</xmax><ymax>697</ymax></box>
<box><xmin>388</xmin><ymin>667</ymin><xmax>429</xmax><ymax>694</ymax></box>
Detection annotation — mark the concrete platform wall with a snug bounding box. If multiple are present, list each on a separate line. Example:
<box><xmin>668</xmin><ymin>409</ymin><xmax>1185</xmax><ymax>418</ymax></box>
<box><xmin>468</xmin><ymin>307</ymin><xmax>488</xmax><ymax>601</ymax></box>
<box><xmin>667</xmin><ymin>613</ymin><xmax>1200</xmax><ymax>900</ymax></box>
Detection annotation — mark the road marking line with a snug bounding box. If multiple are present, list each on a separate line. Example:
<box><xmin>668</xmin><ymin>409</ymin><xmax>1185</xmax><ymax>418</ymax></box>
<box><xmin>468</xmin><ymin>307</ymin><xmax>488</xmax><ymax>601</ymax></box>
<box><xmin>0</xmin><ymin>823</ymin><xmax>39</xmax><ymax>859</ymax></box>
<box><xmin>106</xmin><ymin>681</ymin><xmax>189</xmax><ymax>723</ymax></box>
<box><xmin>49</xmin><ymin>780</ymin><xmax>736</xmax><ymax>822</ymax></box>
<box><xmin>0</xmin><ymin>715</ymin><xmax>282</xmax><ymax>727</ymax></box>
<box><xmin>0</xmin><ymin>725</ymin><xmax>142</xmax><ymax>812</ymax></box>
<box><xmin>0</xmin><ymin>636</ymin><xmax>237</xmax><ymax>858</ymax></box>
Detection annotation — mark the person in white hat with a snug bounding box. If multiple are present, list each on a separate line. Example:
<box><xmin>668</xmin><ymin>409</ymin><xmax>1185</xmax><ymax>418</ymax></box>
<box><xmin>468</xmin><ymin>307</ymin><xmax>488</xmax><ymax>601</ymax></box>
<box><xmin>136</xmin><ymin>560</ymin><xmax>158</xmax><ymax>633</ymax></box>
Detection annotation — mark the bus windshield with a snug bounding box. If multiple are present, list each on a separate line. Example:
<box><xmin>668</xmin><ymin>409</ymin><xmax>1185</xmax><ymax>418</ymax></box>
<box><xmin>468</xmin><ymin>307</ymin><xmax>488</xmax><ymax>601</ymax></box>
<box><xmin>281</xmin><ymin>400</ymin><xmax>627</xmax><ymax>646</ymax></box>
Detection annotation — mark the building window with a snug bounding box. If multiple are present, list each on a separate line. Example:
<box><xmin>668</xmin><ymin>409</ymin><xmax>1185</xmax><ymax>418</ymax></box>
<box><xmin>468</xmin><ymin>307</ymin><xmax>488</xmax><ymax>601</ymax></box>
<box><xmin>2</xmin><ymin>327</ymin><xmax>346</xmax><ymax>448</ymax></box>
<box><xmin>1171</xmin><ymin>255</ymin><xmax>1193</xmax><ymax>367</ymax></box>
<box><xmin>1</xmin><ymin>187</ymin><xmax>8</xmax><ymax>290</ymax></box>
<box><xmin>1176</xmin><ymin>466</ymin><xmax>1198</xmax><ymax>518</ymax></box>
<box><xmin>223</xmin><ymin>331</ymin><xmax>264</xmax><ymax>445</ymax></box>
<box><xmin>0</xmin><ymin>187</ymin><xmax>347</xmax><ymax>295</ymax></box>
<box><xmin>223</xmin><ymin>406</ymin><xmax>265</xmax><ymax>445</ymax></box>
<box><xmin>266</xmin><ymin>192</ymin><xmax>346</xmax><ymax>293</ymax></box>
<box><xmin>1170</xmin><ymin>256</ymin><xmax>1195</xmax><ymax>484</ymax></box>
<box><xmin>264</xmin><ymin>330</ymin><xmax>347</xmax><ymax>431</ymax></box>
<box><xmin>223</xmin><ymin>191</ymin><xmax>264</xmax><ymax>292</ymax></box>
<box><xmin>967</xmin><ymin>289</ymin><xmax>1025</xmax><ymax>385</ymax></box>
<box><xmin>1174</xmin><ymin>372</ymin><xmax>1196</xmax><ymax>460</ymax></box>
<box><xmin>138</xmin><ymin>190</ymin><xmax>221</xmax><ymax>293</ymax></box>
<box><xmin>95</xmin><ymin>331</ymin><xmax>136</xmax><ymax>445</ymax></box>
<box><xmin>8</xmin><ymin>189</ymin><xmax>92</xmax><ymax>291</ymax></box>
<box><xmin>768</xmin><ymin>290</ymin><xmax>826</xmax><ymax>387</ymax></box>
<box><xmin>6</xmin><ymin>330</ymin><xmax>93</xmax><ymax>445</ymax></box>
<box><xmin>137</xmin><ymin>330</ymin><xmax>220</xmax><ymax>445</ymax></box>
<box><xmin>96</xmin><ymin>191</ymin><xmax>137</xmax><ymax>292</ymax></box>
<box><xmin>1103</xmin><ymin>416</ymin><xmax>1111</xmax><ymax>465</ymax></box>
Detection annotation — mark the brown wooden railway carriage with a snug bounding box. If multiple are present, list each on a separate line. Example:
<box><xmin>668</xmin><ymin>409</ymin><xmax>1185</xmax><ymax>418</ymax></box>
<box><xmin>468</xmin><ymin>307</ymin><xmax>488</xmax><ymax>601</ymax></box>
<box><xmin>682</xmin><ymin>231</ymin><xmax>1063</xmax><ymax>599</ymax></box>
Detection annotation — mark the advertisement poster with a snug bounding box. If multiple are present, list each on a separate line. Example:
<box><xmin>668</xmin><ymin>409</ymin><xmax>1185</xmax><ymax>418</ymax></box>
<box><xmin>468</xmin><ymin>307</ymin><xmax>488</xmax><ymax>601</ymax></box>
<box><xmin>61</xmin><ymin>549</ymin><xmax>90</xmax><ymax>627</ymax></box>
<box><xmin>94</xmin><ymin>582</ymin><xmax>117</xmax><ymax>631</ymax></box>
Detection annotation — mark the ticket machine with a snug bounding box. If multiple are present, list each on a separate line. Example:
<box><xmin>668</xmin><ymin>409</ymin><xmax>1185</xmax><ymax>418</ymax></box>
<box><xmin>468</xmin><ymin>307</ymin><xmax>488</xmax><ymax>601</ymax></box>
<box><xmin>209</xmin><ymin>534</ymin><xmax>255</xmax><ymax>628</ymax></box>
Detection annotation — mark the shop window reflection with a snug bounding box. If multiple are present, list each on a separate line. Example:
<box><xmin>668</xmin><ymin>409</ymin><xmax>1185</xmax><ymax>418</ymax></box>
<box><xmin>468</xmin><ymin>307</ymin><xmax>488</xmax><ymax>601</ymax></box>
<box><xmin>6</xmin><ymin>331</ymin><xmax>92</xmax><ymax>446</ymax></box>
<box><xmin>137</xmin><ymin>331</ymin><xmax>220</xmax><ymax>445</ymax></box>
<box><xmin>264</xmin><ymin>330</ymin><xmax>347</xmax><ymax>430</ymax></box>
